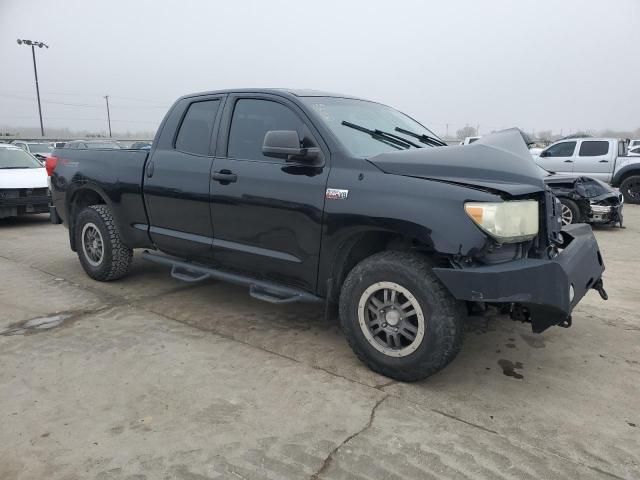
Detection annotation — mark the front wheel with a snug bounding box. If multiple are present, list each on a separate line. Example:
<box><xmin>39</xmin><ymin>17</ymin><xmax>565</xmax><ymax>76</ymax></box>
<box><xmin>339</xmin><ymin>251</ymin><xmax>465</xmax><ymax>382</ymax></box>
<box><xmin>559</xmin><ymin>198</ymin><xmax>581</xmax><ymax>225</ymax></box>
<box><xmin>620</xmin><ymin>175</ymin><xmax>640</xmax><ymax>204</ymax></box>
<box><xmin>75</xmin><ymin>205</ymin><xmax>133</xmax><ymax>281</ymax></box>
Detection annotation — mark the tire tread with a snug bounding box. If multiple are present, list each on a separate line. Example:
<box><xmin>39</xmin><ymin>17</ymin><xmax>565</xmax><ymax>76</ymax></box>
<box><xmin>339</xmin><ymin>251</ymin><xmax>464</xmax><ymax>382</ymax></box>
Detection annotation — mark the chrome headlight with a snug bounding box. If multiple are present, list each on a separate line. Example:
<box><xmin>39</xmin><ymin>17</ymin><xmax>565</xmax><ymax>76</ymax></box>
<box><xmin>464</xmin><ymin>200</ymin><xmax>539</xmax><ymax>243</ymax></box>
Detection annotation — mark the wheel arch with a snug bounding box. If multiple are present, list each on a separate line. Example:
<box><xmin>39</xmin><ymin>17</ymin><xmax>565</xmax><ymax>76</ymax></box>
<box><xmin>611</xmin><ymin>165</ymin><xmax>640</xmax><ymax>187</ymax></box>
<box><xmin>322</xmin><ymin>228</ymin><xmax>438</xmax><ymax>303</ymax></box>
<box><xmin>66</xmin><ymin>185</ymin><xmax>110</xmax><ymax>251</ymax></box>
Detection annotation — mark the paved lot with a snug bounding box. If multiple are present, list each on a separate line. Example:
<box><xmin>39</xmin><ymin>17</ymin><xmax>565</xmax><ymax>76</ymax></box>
<box><xmin>1</xmin><ymin>207</ymin><xmax>639</xmax><ymax>480</ymax></box>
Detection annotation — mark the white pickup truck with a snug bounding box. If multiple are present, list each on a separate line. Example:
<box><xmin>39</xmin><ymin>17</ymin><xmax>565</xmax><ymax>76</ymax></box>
<box><xmin>535</xmin><ymin>138</ymin><xmax>640</xmax><ymax>203</ymax></box>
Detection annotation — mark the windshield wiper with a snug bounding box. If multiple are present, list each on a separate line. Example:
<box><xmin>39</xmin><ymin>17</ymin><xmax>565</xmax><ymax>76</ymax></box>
<box><xmin>0</xmin><ymin>166</ymin><xmax>30</xmax><ymax>169</ymax></box>
<box><xmin>394</xmin><ymin>127</ymin><xmax>448</xmax><ymax>147</ymax></box>
<box><xmin>341</xmin><ymin>121</ymin><xmax>420</xmax><ymax>150</ymax></box>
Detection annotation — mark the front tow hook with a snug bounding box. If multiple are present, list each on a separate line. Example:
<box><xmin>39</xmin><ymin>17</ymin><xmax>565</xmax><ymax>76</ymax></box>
<box><xmin>593</xmin><ymin>279</ymin><xmax>608</xmax><ymax>300</ymax></box>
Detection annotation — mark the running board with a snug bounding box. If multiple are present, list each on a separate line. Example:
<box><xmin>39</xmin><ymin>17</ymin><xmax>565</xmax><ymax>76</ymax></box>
<box><xmin>141</xmin><ymin>250</ymin><xmax>322</xmax><ymax>305</ymax></box>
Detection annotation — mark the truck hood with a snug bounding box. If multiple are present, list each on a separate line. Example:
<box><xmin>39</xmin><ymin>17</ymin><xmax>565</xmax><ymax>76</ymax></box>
<box><xmin>0</xmin><ymin>167</ymin><xmax>48</xmax><ymax>189</ymax></box>
<box><xmin>368</xmin><ymin>128</ymin><xmax>546</xmax><ymax>196</ymax></box>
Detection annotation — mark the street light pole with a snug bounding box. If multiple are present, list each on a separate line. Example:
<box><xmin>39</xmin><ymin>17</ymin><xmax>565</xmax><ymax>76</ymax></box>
<box><xmin>17</xmin><ymin>39</ymin><xmax>48</xmax><ymax>137</ymax></box>
<box><xmin>104</xmin><ymin>95</ymin><xmax>112</xmax><ymax>138</ymax></box>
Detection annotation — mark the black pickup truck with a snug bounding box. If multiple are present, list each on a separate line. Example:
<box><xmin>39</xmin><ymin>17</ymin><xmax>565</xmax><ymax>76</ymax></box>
<box><xmin>48</xmin><ymin>89</ymin><xmax>608</xmax><ymax>381</ymax></box>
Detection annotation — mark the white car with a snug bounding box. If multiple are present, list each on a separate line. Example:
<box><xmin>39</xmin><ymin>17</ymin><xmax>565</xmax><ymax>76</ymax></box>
<box><xmin>0</xmin><ymin>144</ymin><xmax>50</xmax><ymax>219</ymax></box>
<box><xmin>628</xmin><ymin>139</ymin><xmax>640</xmax><ymax>150</ymax></box>
<box><xmin>628</xmin><ymin>146</ymin><xmax>640</xmax><ymax>156</ymax></box>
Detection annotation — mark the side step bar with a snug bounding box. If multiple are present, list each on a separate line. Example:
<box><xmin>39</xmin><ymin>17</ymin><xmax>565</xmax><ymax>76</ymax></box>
<box><xmin>141</xmin><ymin>250</ymin><xmax>322</xmax><ymax>305</ymax></box>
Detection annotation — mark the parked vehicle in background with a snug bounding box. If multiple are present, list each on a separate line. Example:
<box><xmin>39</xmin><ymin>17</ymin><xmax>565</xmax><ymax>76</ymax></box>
<box><xmin>539</xmin><ymin>166</ymin><xmax>623</xmax><ymax>227</ymax></box>
<box><xmin>130</xmin><ymin>141</ymin><xmax>152</xmax><ymax>150</ymax></box>
<box><xmin>64</xmin><ymin>140</ymin><xmax>122</xmax><ymax>150</ymax></box>
<box><xmin>535</xmin><ymin>138</ymin><xmax>640</xmax><ymax>203</ymax></box>
<box><xmin>47</xmin><ymin>89</ymin><xmax>609</xmax><ymax>381</ymax></box>
<box><xmin>460</xmin><ymin>136</ymin><xmax>481</xmax><ymax>145</ymax></box>
<box><xmin>49</xmin><ymin>141</ymin><xmax>66</xmax><ymax>149</ymax></box>
<box><xmin>529</xmin><ymin>146</ymin><xmax>543</xmax><ymax>158</ymax></box>
<box><xmin>628</xmin><ymin>147</ymin><xmax>640</xmax><ymax>156</ymax></box>
<box><xmin>628</xmin><ymin>139</ymin><xmax>640</xmax><ymax>150</ymax></box>
<box><xmin>0</xmin><ymin>144</ymin><xmax>50</xmax><ymax>219</ymax></box>
<box><xmin>10</xmin><ymin>141</ymin><xmax>53</xmax><ymax>162</ymax></box>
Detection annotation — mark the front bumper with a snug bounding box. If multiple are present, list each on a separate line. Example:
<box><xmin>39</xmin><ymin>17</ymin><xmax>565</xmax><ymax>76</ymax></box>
<box><xmin>588</xmin><ymin>202</ymin><xmax>623</xmax><ymax>225</ymax></box>
<box><xmin>0</xmin><ymin>191</ymin><xmax>50</xmax><ymax>218</ymax></box>
<box><xmin>433</xmin><ymin>224</ymin><xmax>605</xmax><ymax>333</ymax></box>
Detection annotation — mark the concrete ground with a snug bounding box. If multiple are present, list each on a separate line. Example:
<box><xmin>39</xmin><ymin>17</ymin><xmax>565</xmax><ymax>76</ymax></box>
<box><xmin>1</xmin><ymin>207</ymin><xmax>638</xmax><ymax>480</ymax></box>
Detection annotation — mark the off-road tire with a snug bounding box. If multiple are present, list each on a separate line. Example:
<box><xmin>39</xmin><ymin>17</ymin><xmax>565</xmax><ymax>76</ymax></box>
<box><xmin>75</xmin><ymin>205</ymin><xmax>133</xmax><ymax>281</ymax></box>
<box><xmin>620</xmin><ymin>175</ymin><xmax>640</xmax><ymax>204</ymax></box>
<box><xmin>559</xmin><ymin>198</ymin><xmax>581</xmax><ymax>225</ymax></box>
<box><xmin>339</xmin><ymin>251</ymin><xmax>465</xmax><ymax>382</ymax></box>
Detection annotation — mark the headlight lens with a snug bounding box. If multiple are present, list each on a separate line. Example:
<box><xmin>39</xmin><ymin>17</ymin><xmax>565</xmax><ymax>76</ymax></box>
<box><xmin>464</xmin><ymin>200</ymin><xmax>539</xmax><ymax>243</ymax></box>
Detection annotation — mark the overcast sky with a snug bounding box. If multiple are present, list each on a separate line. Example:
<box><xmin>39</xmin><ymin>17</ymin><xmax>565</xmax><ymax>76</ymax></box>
<box><xmin>1</xmin><ymin>0</ymin><xmax>638</xmax><ymax>136</ymax></box>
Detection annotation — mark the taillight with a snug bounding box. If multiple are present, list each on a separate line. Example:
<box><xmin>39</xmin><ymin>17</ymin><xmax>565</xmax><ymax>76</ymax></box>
<box><xmin>45</xmin><ymin>156</ymin><xmax>58</xmax><ymax>176</ymax></box>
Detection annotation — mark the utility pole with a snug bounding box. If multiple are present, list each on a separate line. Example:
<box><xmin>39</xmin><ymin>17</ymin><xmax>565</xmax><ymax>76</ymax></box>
<box><xmin>17</xmin><ymin>39</ymin><xmax>49</xmax><ymax>137</ymax></box>
<box><xmin>445</xmin><ymin>123</ymin><xmax>449</xmax><ymax>139</ymax></box>
<box><xmin>104</xmin><ymin>95</ymin><xmax>112</xmax><ymax>138</ymax></box>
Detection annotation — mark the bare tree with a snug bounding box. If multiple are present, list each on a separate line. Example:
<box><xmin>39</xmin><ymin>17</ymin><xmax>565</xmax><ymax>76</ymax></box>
<box><xmin>456</xmin><ymin>125</ymin><xmax>477</xmax><ymax>140</ymax></box>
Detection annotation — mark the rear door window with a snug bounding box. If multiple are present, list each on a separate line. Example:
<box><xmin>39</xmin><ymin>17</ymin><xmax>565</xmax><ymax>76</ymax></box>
<box><xmin>579</xmin><ymin>141</ymin><xmax>609</xmax><ymax>157</ymax></box>
<box><xmin>175</xmin><ymin>100</ymin><xmax>220</xmax><ymax>155</ymax></box>
<box><xmin>545</xmin><ymin>141</ymin><xmax>576</xmax><ymax>157</ymax></box>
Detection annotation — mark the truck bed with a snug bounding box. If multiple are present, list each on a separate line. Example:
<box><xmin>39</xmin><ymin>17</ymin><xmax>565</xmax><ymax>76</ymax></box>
<box><xmin>51</xmin><ymin>148</ymin><xmax>151</xmax><ymax>248</ymax></box>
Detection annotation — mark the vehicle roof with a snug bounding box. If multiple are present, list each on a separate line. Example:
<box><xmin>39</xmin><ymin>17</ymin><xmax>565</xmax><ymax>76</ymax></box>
<box><xmin>179</xmin><ymin>88</ymin><xmax>368</xmax><ymax>102</ymax></box>
<box><xmin>11</xmin><ymin>140</ymin><xmax>49</xmax><ymax>144</ymax></box>
<box><xmin>66</xmin><ymin>139</ymin><xmax>119</xmax><ymax>143</ymax></box>
<box><xmin>551</xmin><ymin>138</ymin><xmax>624</xmax><ymax>143</ymax></box>
<box><xmin>0</xmin><ymin>143</ymin><xmax>21</xmax><ymax>148</ymax></box>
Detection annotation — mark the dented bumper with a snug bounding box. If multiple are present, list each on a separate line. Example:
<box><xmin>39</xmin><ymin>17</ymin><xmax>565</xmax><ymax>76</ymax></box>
<box><xmin>432</xmin><ymin>224</ymin><xmax>605</xmax><ymax>333</ymax></box>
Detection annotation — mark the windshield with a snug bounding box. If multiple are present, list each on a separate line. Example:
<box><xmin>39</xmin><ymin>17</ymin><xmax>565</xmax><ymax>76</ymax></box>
<box><xmin>86</xmin><ymin>143</ymin><xmax>121</xmax><ymax>149</ymax></box>
<box><xmin>302</xmin><ymin>96</ymin><xmax>443</xmax><ymax>157</ymax></box>
<box><xmin>27</xmin><ymin>143</ymin><xmax>53</xmax><ymax>154</ymax></box>
<box><xmin>0</xmin><ymin>147</ymin><xmax>43</xmax><ymax>169</ymax></box>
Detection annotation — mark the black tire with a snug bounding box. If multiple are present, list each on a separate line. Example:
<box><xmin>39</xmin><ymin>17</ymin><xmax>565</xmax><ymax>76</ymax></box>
<box><xmin>75</xmin><ymin>204</ymin><xmax>133</xmax><ymax>281</ymax></box>
<box><xmin>339</xmin><ymin>251</ymin><xmax>465</xmax><ymax>382</ymax></box>
<box><xmin>559</xmin><ymin>198</ymin><xmax>581</xmax><ymax>225</ymax></box>
<box><xmin>620</xmin><ymin>175</ymin><xmax>640</xmax><ymax>204</ymax></box>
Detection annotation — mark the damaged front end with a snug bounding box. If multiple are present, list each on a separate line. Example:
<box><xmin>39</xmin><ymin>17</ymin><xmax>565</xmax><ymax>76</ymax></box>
<box><xmin>587</xmin><ymin>191</ymin><xmax>624</xmax><ymax>226</ymax></box>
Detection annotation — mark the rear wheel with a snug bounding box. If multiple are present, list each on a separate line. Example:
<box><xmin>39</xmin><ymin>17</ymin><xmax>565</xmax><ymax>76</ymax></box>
<box><xmin>339</xmin><ymin>251</ymin><xmax>465</xmax><ymax>382</ymax></box>
<box><xmin>620</xmin><ymin>175</ymin><xmax>640</xmax><ymax>204</ymax></box>
<box><xmin>75</xmin><ymin>205</ymin><xmax>133</xmax><ymax>281</ymax></box>
<box><xmin>559</xmin><ymin>198</ymin><xmax>581</xmax><ymax>225</ymax></box>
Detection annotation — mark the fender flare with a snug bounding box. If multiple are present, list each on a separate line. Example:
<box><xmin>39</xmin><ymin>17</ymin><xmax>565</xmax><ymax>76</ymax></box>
<box><xmin>612</xmin><ymin>164</ymin><xmax>640</xmax><ymax>187</ymax></box>
<box><xmin>66</xmin><ymin>183</ymin><xmax>113</xmax><ymax>251</ymax></box>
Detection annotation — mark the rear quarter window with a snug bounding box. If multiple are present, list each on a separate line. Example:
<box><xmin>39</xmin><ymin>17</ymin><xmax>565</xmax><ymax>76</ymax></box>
<box><xmin>174</xmin><ymin>100</ymin><xmax>220</xmax><ymax>155</ymax></box>
<box><xmin>579</xmin><ymin>141</ymin><xmax>609</xmax><ymax>157</ymax></box>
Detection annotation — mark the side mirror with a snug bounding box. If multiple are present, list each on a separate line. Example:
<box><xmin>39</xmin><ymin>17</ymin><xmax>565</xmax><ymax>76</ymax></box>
<box><xmin>539</xmin><ymin>150</ymin><xmax>548</xmax><ymax>157</ymax></box>
<box><xmin>262</xmin><ymin>130</ymin><xmax>320</xmax><ymax>162</ymax></box>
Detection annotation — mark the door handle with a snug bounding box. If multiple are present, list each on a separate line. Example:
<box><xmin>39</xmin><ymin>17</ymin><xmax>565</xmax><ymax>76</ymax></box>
<box><xmin>598</xmin><ymin>160</ymin><xmax>609</xmax><ymax>163</ymax></box>
<box><xmin>146</xmin><ymin>160</ymin><xmax>155</xmax><ymax>178</ymax></box>
<box><xmin>563</xmin><ymin>160</ymin><xmax>573</xmax><ymax>163</ymax></box>
<box><xmin>212</xmin><ymin>169</ymin><xmax>237</xmax><ymax>184</ymax></box>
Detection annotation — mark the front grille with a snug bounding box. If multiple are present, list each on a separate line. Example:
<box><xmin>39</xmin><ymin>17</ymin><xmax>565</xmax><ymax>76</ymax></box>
<box><xmin>544</xmin><ymin>189</ymin><xmax>562</xmax><ymax>244</ymax></box>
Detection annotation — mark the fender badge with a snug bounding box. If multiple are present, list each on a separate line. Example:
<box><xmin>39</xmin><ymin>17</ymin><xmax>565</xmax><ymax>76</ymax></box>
<box><xmin>326</xmin><ymin>188</ymin><xmax>349</xmax><ymax>200</ymax></box>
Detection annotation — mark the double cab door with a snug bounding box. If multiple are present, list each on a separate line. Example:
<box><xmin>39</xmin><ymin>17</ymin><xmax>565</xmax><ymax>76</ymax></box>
<box><xmin>209</xmin><ymin>94</ymin><xmax>330</xmax><ymax>292</ymax></box>
<box><xmin>143</xmin><ymin>93</ymin><xmax>329</xmax><ymax>292</ymax></box>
